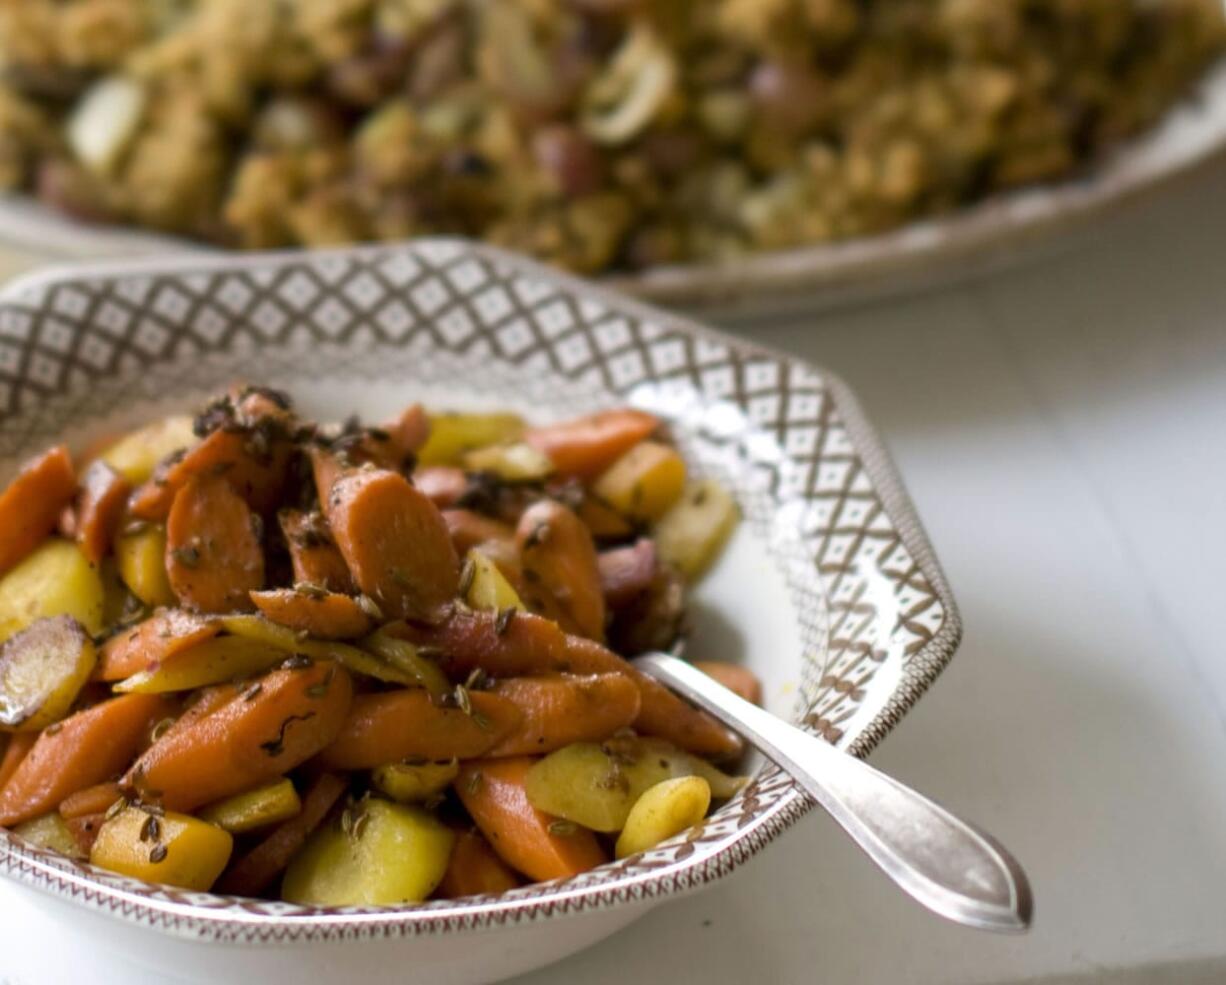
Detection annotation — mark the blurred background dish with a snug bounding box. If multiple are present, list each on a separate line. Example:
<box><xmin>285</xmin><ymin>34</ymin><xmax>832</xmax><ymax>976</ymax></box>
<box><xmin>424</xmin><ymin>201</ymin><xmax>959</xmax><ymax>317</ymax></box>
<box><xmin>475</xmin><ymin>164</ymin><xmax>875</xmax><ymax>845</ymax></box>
<box><xmin>0</xmin><ymin>0</ymin><xmax>1222</xmax><ymax>317</ymax></box>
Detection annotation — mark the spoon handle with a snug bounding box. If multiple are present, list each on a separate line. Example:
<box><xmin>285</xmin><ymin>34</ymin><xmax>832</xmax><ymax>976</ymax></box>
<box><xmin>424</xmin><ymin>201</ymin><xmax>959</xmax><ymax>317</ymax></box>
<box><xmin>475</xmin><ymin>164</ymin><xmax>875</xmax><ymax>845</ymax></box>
<box><xmin>634</xmin><ymin>654</ymin><xmax>1033</xmax><ymax>933</ymax></box>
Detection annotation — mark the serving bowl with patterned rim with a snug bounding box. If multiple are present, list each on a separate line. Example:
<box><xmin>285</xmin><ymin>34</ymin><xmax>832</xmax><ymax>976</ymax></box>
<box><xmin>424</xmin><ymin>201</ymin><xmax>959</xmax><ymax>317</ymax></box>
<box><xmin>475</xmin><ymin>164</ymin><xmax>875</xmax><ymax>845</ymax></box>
<box><xmin>0</xmin><ymin>241</ymin><xmax>960</xmax><ymax>985</ymax></box>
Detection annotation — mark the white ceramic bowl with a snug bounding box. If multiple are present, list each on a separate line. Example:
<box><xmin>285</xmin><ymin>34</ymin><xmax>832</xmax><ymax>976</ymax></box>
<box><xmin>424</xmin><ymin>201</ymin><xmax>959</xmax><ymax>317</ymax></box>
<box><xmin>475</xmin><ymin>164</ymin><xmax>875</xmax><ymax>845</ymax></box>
<box><xmin>0</xmin><ymin>241</ymin><xmax>960</xmax><ymax>984</ymax></box>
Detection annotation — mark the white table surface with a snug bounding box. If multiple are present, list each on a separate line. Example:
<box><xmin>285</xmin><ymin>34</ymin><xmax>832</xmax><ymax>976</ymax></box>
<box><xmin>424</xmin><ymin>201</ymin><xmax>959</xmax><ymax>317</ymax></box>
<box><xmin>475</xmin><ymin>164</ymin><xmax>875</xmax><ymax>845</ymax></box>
<box><xmin>0</xmin><ymin>160</ymin><xmax>1223</xmax><ymax>985</ymax></box>
<box><xmin>504</xmin><ymin>160</ymin><xmax>1226</xmax><ymax>985</ymax></box>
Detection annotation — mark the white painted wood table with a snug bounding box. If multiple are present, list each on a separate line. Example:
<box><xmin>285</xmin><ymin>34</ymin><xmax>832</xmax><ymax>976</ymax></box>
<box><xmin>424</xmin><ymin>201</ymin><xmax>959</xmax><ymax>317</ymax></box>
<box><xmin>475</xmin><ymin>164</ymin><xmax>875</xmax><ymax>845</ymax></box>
<box><xmin>0</xmin><ymin>158</ymin><xmax>1223</xmax><ymax>985</ymax></box>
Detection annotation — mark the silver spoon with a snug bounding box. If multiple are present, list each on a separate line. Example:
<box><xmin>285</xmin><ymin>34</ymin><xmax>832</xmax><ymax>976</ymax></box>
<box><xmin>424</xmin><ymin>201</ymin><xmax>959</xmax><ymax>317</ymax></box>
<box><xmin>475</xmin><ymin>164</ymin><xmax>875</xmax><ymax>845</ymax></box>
<box><xmin>634</xmin><ymin>653</ymin><xmax>1033</xmax><ymax>933</ymax></box>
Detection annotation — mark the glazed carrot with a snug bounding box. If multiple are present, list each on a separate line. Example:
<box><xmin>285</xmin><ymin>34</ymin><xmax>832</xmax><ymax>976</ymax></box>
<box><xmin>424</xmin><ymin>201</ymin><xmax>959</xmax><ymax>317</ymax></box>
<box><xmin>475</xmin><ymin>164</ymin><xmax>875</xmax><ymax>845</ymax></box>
<box><xmin>65</xmin><ymin>812</ymin><xmax>105</xmax><ymax>855</ymax></box>
<box><xmin>387</xmin><ymin>608</ymin><xmax>573</xmax><ymax>679</ymax></box>
<box><xmin>249</xmin><ymin>589</ymin><xmax>372</xmax><ymax>640</ymax></box>
<box><xmin>486</xmin><ymin>674</ymin><xmax>641</xmax><ymax>757</ymax></box>
<box><xmin>598</xmin><ymin>540</ymin><xmax>658</xmax><ymax>609</ymax></box>
<box><xmin>214</xmin><ymin>771</ymin><xmax>347</xmax><ymax>898</ymax></box>
<box><xmin>277</xmin><ymin>509</ymin><xmax>355</xmax><ymax>594</ymax></box>
<box><xmin>324</xmin><ymin>468</ymin><xmax>459</xmax><ymax>623</ymax></box>
<box><xmin>524</xmin><ymin>409</ymin><xmax>659</xmax><ymax>480</ymax></box>
<box><xmin>693</xmin><ymin>661</ymin><xmax>763</xmax><ymax>706</ymax></box>
<box><xmin>59</xmin><ymin>781</ymin><xmax>124</xmax><ymax>820</ymax></box>
<box><xmin>0</xmin><ymin>693</ymin><xmax>173</xmax><ymax>827</ymax></box>
<box><xmin>0</xmin><ymin>444</ymin><xmax>77</xmax><ymax>575</ymax></box>
<box><xmin>156</xmin><ymin>683</ymin><xmax>239</xmax><ymax>744</ymax></box>
<box><xmin>73</xmin><ymin>460</ymin><xmax>131</xmax><ymax>565</ymax></box>
<box><xmin>563</xmin><ymin>636</ymin><xmax>742</xmax><ymax>760</ymax></box>
<box><xmin>436</xmin><ymin>829</ymin><xmax>522</xmax><ymax>898</ymax></box>
<box><xmin>372</xmin><ymin>403</ymin><xmax>430</xmax><ymax>467</ymax></box>
<box><xmin>124</xmin><ymin>662</ymin><xmax>352</xmax><ymax>813</ymax></box>
<box><xmin>413</xmin><ymin>465</ymin><xmax>467</xmax><ymax>509</ymax></box>
<box><xmin>575</xmin><ymin>494</ymin><xmax>634</xmax><ymax>540</ymax></box>
<box><xmin>516</xmin><ymin>500</ymin><xmax>605</xmax><ymax>641</ymax></box>
<box><xmin>319</xmin><ymin>688</ymin><xmax>521</xmax><ymax>770</ymax></box>
<box><xmin>166</xmin><ymin>476</ymin><xmax>265</xmax><ymax>613</ymax></box>
<box><xmin>95</xmin><ymin>610</ymin><xmax>221</xmax><ymax>682</ymax></box>
<box><xmin>0</xmin><ymin>732</ymin><xmax>36</xmax><ymax>793</ymax></box>
<box><xmin>454</xmin><ymin>758</ymin><xmax>607</xmax><ymax>882</ymax></box>
<box><xmin>129</xmin><ymin>426</ymin><xmax>291</xmax><ymax>521</ymax></box>
<box><xmin>442</xmin><ymin>510</ymin><xmax>516</xmax><ymax>557</ymax></box>
<box><xmin>308</xmin><ymin>446</ymin><xmax>347</xmax><ymax>505</ymax></box>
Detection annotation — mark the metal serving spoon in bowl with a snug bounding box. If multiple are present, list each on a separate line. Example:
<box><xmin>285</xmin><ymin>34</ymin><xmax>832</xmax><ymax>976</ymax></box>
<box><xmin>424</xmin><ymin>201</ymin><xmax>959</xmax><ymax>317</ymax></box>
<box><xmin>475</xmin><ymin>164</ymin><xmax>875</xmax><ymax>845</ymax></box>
<box><xmin>634</xmin><ymin>653</ymin><xmax>1033</xmax><ymax>933</ymax></box>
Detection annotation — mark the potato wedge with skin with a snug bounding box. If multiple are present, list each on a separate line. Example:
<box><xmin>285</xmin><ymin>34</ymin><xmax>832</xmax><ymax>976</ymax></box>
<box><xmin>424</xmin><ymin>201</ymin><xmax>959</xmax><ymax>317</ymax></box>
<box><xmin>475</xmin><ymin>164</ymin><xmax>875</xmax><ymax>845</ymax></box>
<box><xmin>91</xmin><ymin>806</ymin><xmax>233</xmax><ymax>891</ymax></box>
<box><xmin>13</xmin><ymin>811</ymin><xmax>85</xmax><ymax>859</ymax></box>
<box><xmin>372</xmin><ymin>760</ymin><xmax>459</xmax><ymax>803</ymax></box>
<box><xmin>462</xmin><ymin>442</ymin><xmax>554</xmax><ymax>482</ymax></box>
<box><xmin>0</xmin><ymin>616</ymin><xmax>96</xmax><ymax>732</ymax></box>
<box><xmin>464</xmin><ymin>549</ymin><xmax>526</xmax><ymax>613</ymax></box>
<box><xmin>615</xmin><ymin>776</ymin><xmax>711</xmax><ymax>859</ymax></box>
<box><xmin>98</xmin><ymin>415</ymin><xmax>197</xmax><ymax>485</ymax></box>
<box><xmin>114</xmin><ymin>636</ymin><xmax>285</xmax><ymax>694</ymax></box>
<box><xmin>418</xmin><ymin>413</ymin><xmax>525</xmax><ymax>466</ymax></box>
<box><xmin>592</xmin><ymin>441</ymin><xmax>686</xmax><ymax>523</ymax></box>
<box><xmin>0</xmin><ymin>540</ymin><xmax>104</xmax><ymax>642</ymax></box>
<box><xmin>114</xmin><ymin>524</ymin><xmax>176</xmax><ymax>609</ymax></box>
<box><xmin>652</xmin><ymin>479</ymin><xmax>738</xmax><ymax>581</ymax></box>
<box><xmin>282</xmin><ymin>799</ymin><xmax>454</xmax><ymax>906</ymax></box>
<box><xmin>0</xmin><ymin>445</ymin><xmax>77</xmax><ymax>577</ymax></box>
<box><xmin>198</xmin><ymin>778</ymin><xmax>302</xmax><ymax>834</ymax></box>
<box><xmin>250</xmin><ymin>589</ymin><xmax>373</xmax><ymax>640</ymax></box>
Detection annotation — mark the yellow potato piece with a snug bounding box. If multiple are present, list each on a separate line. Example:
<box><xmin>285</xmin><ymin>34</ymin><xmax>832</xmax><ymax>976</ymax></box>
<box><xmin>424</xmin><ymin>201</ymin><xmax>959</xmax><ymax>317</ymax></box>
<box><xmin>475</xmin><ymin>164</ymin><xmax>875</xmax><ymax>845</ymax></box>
<box><xmin>0</xmin><ymin>539</ymin><xmax>105</xmax><ymax>642</ymax></box>
<box><xmin>91</xmin><ymin>806</ymin><xmax>233</xmax><ymax>891</ymax></box>
<box><xmin>198</xmin><ymin>779</ymin><xmax>302</xmax><ymax>834</ymax></box>
<box><xmin>615</xmin><ymin>775</ymin><xmax>711</xmax><ymax>859</ymax></box>
<box><xmin>13</xmin><ymin>812</ymin><xmax>84</xmax><ymax>859</ymax></box>
<box><xmin>464</xmin><ymin>549</ymin><xmax>526</xmax><ymax>613</ymax></box>
<box><xmin>371</xmin><ymin>760</ymin><xmax>459</xmax><ymax>803</ymax></box>
<box><xmin>115</xmin><ymin>636</ymin><xmax>284</xmax><ymax>693</ymax></box>
<box><xmin>0</xmin><ymin>616</ymin><xmax>96</xmax><ymax>732</ymax></box>
<box><xmin>525</xmin><ymin>738</ymin><xmax>745</xmax><ymax>833</ymax></box>
<box><xmin>99</xmin><ymin>415</ymin><xmax>197</xmax><ymax>485</ymax></box>
<box><xmin>417</xmin><ymin>412</ymin><xmax>524</xmax><ymax>466</ymax></box>
<box><xmin>282</xmin><ymin>799</ymin><xmax>453</xmax><ymax>906</ymax></box>
<box><xmin>652</xmin><ymin>478</ymin><xmax>739</xmax><ymax>581</ymax></box>
<box><xmin>592</xmin><ymin>441</ymin><xmax>686</xmax><ymax>523</ymax></box>
<box><xmin>114</xmin><ymin>525</ymin><xmax>176</xmax><ymax>608</ymax></box>
<box><xmin>461</xmin><ymin>442</ymin><xmax>554</xmax><ymax>482</ymax></box>
<box><xmin>360</xmin><ymin>627</ymin><xmax>451</xmax><ymax>698</ymax></box>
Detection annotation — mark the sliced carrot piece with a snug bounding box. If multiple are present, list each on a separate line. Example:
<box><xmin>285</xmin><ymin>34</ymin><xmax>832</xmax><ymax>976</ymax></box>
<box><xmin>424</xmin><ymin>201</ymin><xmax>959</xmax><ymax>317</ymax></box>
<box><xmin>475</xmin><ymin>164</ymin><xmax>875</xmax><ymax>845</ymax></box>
<box><xmin>486</xmin><ymin>674</ymin><xmax>641</xmax><ymax>757</ymax></box>
<box><xmin>0</xmin><ymin>731</ymin><xmax>36</xmax><ymax>793</ymax></box>
<box><xmin>73</xmin><ymin>461</ymin><xmax>131</xmax><ymax>565</ymax></box>
<box><xmin>0</xmin><ymin>693</ymin><xmax>173</xmax><ymax>827</ymax></box>
<box><xmin>324</xmin><ymin>468</ymin><xmax>459</xmax><ymax>623</ymax></box>
<box><xmin>166</xmin><ymin>476</ymin><xmax>265</xmax><ymax>613</ymax></box>
<box><xmin>597</xmin><ymin>539</ymin><xmax>658</xmax><ymax>609</ymax></box>
<box><xmin>95</xmin><ymin>610</ymin><xmax>221</xmax><ymax>682</ymax></box>
<box><xmin>249</xmin><ymin>589</ymin><xmax>372</xmax><ymax>640</ymax></box>
<box><xmin>524</xmin><ymin>409</ymin><xmax>659</xmax><ymax>480</ymax></box>
<box><xmin>59</xmin><ymin>781</ymin><xmax>124</xmax><ymax>820</ymax></box>
<box><xmin>412</xmin><ymin>465</ymin><xmax>467</xmax><ymax>509</ymax></box>
<box><xmin>0</xmin><ymin>445</ymin><xmax>77</xmax><ymax>576</ymax></box>
<box><xmin>124</xmin><ymin>662</ymin><xmax>352</xmax><ymax>813</ymax></box>
<box><xmin>516</xmin><ymin>500</ymin><xmax>605</xmax><ymax>641</ymax></box>
<box><xmin>65</xmin><ymin>811</ymin><xmax>105</xmax><ymax>855</ymax></box>
<box><xmin>693</xmin><ymin>661</ymin><xmax>762</xmax><ymax>706</ymax></box>
<box><xmin>277</xmin><ymin>509</ymin><xmax>355</xmax><ymax>594</ymax></box>
<box><xmin>319</xmin><ymin>688</ymin><xmax>521</xmax><ymax>771</ymax></box>
<box><xmin>454</xmin><ymin>758</ymin><xmax>607</xmax><ymax>882</ymax></box>
<box><xmin>308</xmin><ymin>447</ymin><xmax>347</xmax><ymax>506</ymax></box>
<box><xmin>214</xmin><ymin>771</ymin><xmax>347</xmax><ymax>898</ymax></box>
<box><xmin>436</xmin><ymin>829</ymin><xmax>522</xmax><ymax>898</ymax></box>
<box><xmin>387</xmin><ymin>608</ymin><xmax>573</xmax><ymax>680</ymax></box>
<box><xmin>442</xmin><ymin>510</ymin><xmax>515</xmax><ymax>557</ymax></box>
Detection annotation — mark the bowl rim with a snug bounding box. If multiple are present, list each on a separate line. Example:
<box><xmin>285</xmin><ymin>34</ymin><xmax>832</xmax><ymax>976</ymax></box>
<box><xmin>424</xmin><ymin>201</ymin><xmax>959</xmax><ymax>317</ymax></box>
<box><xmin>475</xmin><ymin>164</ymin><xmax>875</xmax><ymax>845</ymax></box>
<box><xmin>0</xmin><ymin>241</ymin><xmax>962</xmax><ymax>941</ymax></box>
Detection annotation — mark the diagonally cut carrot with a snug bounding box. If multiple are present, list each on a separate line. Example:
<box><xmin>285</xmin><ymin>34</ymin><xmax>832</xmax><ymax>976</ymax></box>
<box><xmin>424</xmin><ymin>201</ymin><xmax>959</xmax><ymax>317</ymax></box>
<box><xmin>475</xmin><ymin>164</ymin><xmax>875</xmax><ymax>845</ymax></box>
<box><xmin>59</xmin><ymin>781</ymin><xmax>124</xmax><ymax>820</ymax></box>
<box><xmin>524</xmin><ymin>409</ymin><xmax>659</xmax><ymax>480</ymax></box>
<box><xmin>95</xmin><ymin>610</ymin><xmax>221</xmax><ymax>682</ymax></box>
<box><xmin>454</xmin><ymin>758</ymin><xmax>606</xmax><ymax>882</ymax></box>
<box><xmin>166</xmin><ymin>476</ymin><xmax>265</xmax><ymax>613</ymax></box>
<box><xmin>0</xmin><ymin>693</ymin><xmax>173</xmax><ymax>827</ymax></box>
<box><xmin>486</xmin><ymin>674</ymin><xmax>640</xmax><ymax>757</ymax></box>
<box><xmin>436</xmin><ymin>829</ymin><xmax>522</xmax><ymax>898</ymax></box>
<box><xmin>249</xmin><ymin>589</ymin><xmax>372</xmax><ymax>640</ymax></box>
<box><xmin>0</xmin><ymin>732</ymin><xmax>36</xmax><ymax>793</ymax></box>
<box><xmin>516</xmin><ymin>500</ymin><xmax>605</xmax><ymax>641</ymax></box>
<box><xmin>74</xmin><ymin>461</ymin><xmax>130</xmax><ymax>565</ymax></box>
<box><xmin>277</xmin><ymin>509</ymin><xmax>355</xmax><ymax>594</ymax></box>
<box><xmin>0</xmin><ymin>445</ymin><xmax>77</xmax><ymax>576</ymax></box>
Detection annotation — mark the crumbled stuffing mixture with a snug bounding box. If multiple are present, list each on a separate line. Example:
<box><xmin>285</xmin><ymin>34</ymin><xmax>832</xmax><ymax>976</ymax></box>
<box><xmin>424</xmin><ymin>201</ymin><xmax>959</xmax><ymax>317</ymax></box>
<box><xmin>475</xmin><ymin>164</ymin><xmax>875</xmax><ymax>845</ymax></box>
<box><xmin>0</xmin><ymin>0</ymin><xmax>1221</xmax><ymax>272</ymax></box>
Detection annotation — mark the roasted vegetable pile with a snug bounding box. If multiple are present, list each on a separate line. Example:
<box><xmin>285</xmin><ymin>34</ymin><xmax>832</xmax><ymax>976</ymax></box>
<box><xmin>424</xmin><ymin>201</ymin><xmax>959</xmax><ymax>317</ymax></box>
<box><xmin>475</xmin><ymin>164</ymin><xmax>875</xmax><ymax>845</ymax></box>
<box><xmin>0</xmin><ymin>0</ymin><xmax>1222</xmax><ymax>272</ymax></box>
<box><xmin>0</xmin><ymin>385</ymin><xmax>758</xmax><ymax>904</ymax></box>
